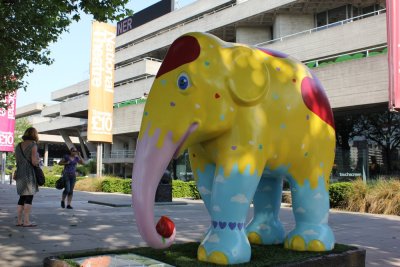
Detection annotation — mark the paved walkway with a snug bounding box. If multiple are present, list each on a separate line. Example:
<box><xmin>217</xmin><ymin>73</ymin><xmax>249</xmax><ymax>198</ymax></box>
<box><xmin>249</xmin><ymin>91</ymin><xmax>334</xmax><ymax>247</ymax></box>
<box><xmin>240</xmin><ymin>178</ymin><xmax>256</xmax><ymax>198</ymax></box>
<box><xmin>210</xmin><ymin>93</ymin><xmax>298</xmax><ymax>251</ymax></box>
<box><xmin>0</xmin><ymin>183</ymin><xmax>399</xmax><ymax>267</ymax></box>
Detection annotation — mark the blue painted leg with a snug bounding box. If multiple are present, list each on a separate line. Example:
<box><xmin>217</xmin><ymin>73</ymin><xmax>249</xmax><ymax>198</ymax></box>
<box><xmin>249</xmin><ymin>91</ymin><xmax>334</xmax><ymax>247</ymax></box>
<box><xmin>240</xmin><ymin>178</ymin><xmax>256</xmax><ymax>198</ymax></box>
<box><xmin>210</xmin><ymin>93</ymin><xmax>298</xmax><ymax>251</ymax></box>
<box><xmin>195</xmin><ymin>163</ymin><xmax>216</xmax><ymax>239</ymax></box>
<box><xmin>246</xmin><ymin>170</ymin><xmax>285</xmax><ymax>245</ymax></box>
<box><xmin>198</xmin><ymin>164</ymin><xmax>261</xmax><ymax>265</ymax></box>
<box><xmin>285</xmin><ymin>176</ymin><xmax>334</xmax><ymax>251</ymax></box>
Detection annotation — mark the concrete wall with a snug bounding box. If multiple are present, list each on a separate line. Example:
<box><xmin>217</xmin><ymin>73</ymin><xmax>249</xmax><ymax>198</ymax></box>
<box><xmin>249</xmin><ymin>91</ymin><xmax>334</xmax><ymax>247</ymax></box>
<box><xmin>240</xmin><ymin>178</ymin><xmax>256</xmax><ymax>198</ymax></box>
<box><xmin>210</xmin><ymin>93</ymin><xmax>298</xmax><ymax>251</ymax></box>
<box><xmin>60</xmin><ymin>96</ymin><xmax>88</xmax><ymax>116</ymax></box>
<box><xmin>115</xmin><ymin>0</ymin><xmax>234</xmax><ymax>48</ymax></box>
<box><xmin>236</xmin><ymin>26</ymin><xmax>271</xmax><ymax>44</ymax></box>
<box><xmin>51</xmin><ymin>80</ymin><xmax>89</xmax><ymax>101</ymax></box>
<box><xmin>35</xmin><ymin>117</ymin><xmax>87</xmax><ymax>133</ymax></box>
<box><xmin>315</xmin><ymin>55</ymin><xmax>388</xmax><ymax>109</ymax></box>
<box><xmin>114</xmin><ymin>78</ymin><xmax>154</xmax><ymax>103</ymax></box>
<box><xmin>273</xmin><ymin>13</ymin><xmax>314</xmax><ymax>39</ymax></box>
<box><xmin>16</xmin><ymin>103</ymin><xmax>45</xmax><ymax>118</ymax></box>
<box><xmin>38</xmin><ymin>134</ymin><xmax>80</xmax><ymax>144</ymax></box>
<box><xmin>115</xmin><ymin>0</ymin><xmax>296</xmax><ymax>64</ymax></box>
<box><xmin>41</xmin><ymin>103</ymin><xmax>60</xmax><ymax>118</ymax></box>
<box><xmin>115</xmin><ymin>59</ymin><xmax>161</xmax><ymax>83</ymax></box>
<box><xmin>113</xmin><ymin>104</ymin><xmax>144</xmax><ymax>134</ymax></box>
<box><xmin>263</xmin><ymin>13</ymin><xmax>386</xmax><ymax>61</ymax></box>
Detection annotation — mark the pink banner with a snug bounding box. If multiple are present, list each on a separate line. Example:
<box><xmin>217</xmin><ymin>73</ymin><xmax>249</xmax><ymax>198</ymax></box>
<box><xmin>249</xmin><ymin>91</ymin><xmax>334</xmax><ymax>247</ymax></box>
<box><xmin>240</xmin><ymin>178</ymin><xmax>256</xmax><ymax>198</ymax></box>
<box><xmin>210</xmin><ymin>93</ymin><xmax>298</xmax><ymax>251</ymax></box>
<box><xmin>387</xmin><ymin>0</ymin><xmax>400</xmax><ymax>110</ymax></box>
<box><xmin>0</xmin><ymin>92</ymin><xmax>17</xmax><ymax>152</ymax></box>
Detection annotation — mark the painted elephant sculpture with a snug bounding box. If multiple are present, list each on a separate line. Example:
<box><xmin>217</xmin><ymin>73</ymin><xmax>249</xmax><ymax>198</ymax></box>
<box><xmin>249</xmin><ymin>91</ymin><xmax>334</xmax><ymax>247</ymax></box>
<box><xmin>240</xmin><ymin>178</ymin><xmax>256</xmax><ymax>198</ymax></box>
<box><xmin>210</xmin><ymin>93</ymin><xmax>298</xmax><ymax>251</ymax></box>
<box><xmin>132</xmin><ymin>32</ymin><xmax>336</xmax><ymax>265</ymax></box>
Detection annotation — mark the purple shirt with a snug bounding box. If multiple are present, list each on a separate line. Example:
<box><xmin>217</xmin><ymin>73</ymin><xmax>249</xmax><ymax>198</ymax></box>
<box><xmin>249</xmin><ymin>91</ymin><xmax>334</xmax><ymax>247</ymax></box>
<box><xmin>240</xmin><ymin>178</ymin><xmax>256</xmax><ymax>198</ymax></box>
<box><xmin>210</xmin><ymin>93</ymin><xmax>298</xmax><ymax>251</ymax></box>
<box><xmin>63</xmin><ymin>155</ymin><xmax>80</xmax><ymax>174</ymax></box>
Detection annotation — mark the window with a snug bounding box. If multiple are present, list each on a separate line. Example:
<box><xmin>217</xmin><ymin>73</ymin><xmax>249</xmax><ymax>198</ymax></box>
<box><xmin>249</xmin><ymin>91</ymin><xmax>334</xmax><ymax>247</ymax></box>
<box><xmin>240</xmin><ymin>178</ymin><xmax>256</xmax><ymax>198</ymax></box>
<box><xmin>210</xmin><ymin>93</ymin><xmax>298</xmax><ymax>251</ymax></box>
<box><xmin>328</xmin><ymin>5</ymin><xmax>347</xmax><ymax>24</ymax></box>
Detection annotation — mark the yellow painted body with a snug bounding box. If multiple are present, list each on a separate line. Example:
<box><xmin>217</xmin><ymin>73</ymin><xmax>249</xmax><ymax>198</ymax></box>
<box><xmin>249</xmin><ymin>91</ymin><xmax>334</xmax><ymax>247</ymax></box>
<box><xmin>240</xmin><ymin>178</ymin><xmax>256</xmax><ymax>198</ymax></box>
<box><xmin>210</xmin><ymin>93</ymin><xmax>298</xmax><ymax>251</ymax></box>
<box><xmin>135</xmin><ymin>32</ymin><xmax>336</xmax><ymax>264</ymax></box>
<box><xmin>140</xmin><ymin>32</ymin><xmax>335</xmax><ymax>189</ymax></box>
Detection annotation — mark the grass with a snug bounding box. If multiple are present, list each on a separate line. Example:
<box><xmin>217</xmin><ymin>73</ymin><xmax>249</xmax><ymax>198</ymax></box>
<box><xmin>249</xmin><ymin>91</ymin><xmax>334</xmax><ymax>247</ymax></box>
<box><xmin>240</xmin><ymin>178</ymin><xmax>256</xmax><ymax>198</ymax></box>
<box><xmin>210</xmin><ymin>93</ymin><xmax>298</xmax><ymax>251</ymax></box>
<box><xmin>74</xmin><ymin>177</ymin><xmax>105</xmax><ymax>192</ymax></box>
<box><xmin>60</xmin><ymin>242</ymin><xmax>357</xmax><ymax>267</ymax></box>
<box><xmin>345</xmin><ymin>179</ymin><xmax>400</xmax><ymax>215</ymax></box>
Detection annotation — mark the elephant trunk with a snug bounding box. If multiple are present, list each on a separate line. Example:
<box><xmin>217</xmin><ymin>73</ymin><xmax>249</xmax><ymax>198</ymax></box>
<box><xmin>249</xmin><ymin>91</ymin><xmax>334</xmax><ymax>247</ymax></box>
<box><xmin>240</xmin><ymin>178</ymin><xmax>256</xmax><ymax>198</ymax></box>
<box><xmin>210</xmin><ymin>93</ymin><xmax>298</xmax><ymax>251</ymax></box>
<box><xmin>132</xmin><ymin>124</ymin><xmax>197</xmax><ymax>248</ymax></box>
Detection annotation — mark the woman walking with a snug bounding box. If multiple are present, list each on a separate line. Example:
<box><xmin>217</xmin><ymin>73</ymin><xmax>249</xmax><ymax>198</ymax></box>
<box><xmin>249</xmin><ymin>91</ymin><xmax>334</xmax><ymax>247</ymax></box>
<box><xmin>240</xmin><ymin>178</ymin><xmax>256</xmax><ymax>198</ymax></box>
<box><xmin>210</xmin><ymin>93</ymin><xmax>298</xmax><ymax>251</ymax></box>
<box><xmin>59</xmin><ymin>147</ymin><xmax>84</xmax><ymax>209</ymax></box>
<box><xmin>14</xmin><ymin>127</ymin><xmax>40</xmax><ymax>227</ymax></box>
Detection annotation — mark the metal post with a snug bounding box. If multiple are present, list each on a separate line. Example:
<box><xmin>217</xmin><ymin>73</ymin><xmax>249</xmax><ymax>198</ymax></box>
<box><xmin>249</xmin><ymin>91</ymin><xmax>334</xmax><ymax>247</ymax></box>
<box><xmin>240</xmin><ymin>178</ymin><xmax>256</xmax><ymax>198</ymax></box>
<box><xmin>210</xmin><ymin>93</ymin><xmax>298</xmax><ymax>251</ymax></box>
<box><xmin>1</xmin><ymin>152</ymin><xmax>5</xmax><ymax>184</ymax></box>
<box><xmin>96</xmin><ymin>143</ymin><xmax>103</xmax><ymax>177</ymax></box>
<box><xmin>44</xmin><ymin>143</ymin><xmax>49</xmax><ymax>167</ymax></box>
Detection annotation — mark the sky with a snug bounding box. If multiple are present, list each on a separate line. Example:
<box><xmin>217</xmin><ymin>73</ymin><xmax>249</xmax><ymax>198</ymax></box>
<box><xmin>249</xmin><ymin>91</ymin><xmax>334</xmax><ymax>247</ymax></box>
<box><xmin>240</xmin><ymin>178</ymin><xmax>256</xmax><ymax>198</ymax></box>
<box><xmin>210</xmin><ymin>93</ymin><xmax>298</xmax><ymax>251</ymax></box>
<box><xmin>17</xmin><ymin>0</ymin><xmax>196</xmax><ymax>108</ymax></box>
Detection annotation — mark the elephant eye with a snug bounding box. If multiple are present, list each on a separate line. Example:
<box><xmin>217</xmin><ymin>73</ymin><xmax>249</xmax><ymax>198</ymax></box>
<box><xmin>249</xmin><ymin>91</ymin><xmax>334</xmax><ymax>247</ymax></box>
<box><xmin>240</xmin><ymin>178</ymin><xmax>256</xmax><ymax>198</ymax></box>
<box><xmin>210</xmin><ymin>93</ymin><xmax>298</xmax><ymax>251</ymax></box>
<box><xmin>177</xmin><ymin>73</ymin><xmax>190</xmax><ymax>90</ymax></box>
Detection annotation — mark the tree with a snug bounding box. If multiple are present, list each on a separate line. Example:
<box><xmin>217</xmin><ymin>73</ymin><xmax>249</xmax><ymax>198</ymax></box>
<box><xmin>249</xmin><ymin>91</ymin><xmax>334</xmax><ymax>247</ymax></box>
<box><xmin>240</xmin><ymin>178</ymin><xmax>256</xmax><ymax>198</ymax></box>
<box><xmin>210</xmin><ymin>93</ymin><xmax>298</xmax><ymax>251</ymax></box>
<box><xmin>0</xmin><ymin>0</ymin><xmax>132</xmax><ymax>108</ymax></box>
<box><xmin>354</xmin><ymin>110</ymin><xmax>400</xmax><ymax>172</ymax></box>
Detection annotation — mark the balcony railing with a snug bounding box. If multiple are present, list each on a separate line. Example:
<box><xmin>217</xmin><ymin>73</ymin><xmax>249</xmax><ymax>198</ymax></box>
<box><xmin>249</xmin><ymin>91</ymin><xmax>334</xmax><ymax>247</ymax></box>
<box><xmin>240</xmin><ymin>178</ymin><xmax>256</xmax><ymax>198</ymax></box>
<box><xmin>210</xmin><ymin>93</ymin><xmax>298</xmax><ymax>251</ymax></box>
<box><xmin>254</xmin><ymin>9</ymin><xmax>386</xmax><ymax>47</ymax></box>
<box><xmin>304</xmin><ymin>45</ymin><xmax>387</xmax><ymax>68</ymax></box>
<box><xmin>91</xmin><ymin>150</ymin><xmax>135</xmax><ymax>159</ymax></box>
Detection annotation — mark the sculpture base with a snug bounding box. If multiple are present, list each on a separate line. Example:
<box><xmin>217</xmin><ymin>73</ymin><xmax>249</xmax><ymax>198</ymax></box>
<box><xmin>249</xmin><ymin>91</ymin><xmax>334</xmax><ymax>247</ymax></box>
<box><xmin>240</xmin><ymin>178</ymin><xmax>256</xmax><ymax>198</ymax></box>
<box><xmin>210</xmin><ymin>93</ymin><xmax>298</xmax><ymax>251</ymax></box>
<box><xmin>43</xmin><ymin>242</ymin><xmax>365</xmax><ymax>267</ymax></box>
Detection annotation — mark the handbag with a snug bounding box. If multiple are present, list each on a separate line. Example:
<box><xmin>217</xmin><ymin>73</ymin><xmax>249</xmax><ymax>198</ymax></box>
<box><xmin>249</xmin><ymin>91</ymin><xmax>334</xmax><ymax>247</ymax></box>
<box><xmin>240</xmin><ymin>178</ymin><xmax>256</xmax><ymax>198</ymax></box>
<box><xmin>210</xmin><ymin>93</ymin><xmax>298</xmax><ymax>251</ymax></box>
<box><xmin>19</xmin><ymin>143</ymin><xmax>46</xmax><ymax>186</ymax></box>
<box><xmin>55</xmin><ymin>173</ymin><xmax>65</xmax><ymax>190</ymax></box>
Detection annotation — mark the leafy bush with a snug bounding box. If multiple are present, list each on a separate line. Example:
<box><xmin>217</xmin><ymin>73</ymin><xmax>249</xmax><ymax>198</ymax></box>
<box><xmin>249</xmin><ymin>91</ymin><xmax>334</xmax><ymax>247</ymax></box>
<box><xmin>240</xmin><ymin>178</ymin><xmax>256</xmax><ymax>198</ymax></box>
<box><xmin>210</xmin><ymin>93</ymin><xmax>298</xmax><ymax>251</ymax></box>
<box><xmin>76</xmin><ymin>165</ymin><xmax>88</xmax><ymax>176</ymax></box>
<box><xmin>43</xmin><ymin>165</ymin><xmax>64</xmax><ymax>177</ymax></box>
<box><xmin>172</xmin><ymin>180</ymin><xmax>200</xmax><ymax>199</ymax></box>
<box><xmin>329</xmin><ymin>182</ymin><xmax>352</xmax><ymax>208</ymax></box>
<box><xmin>43</xmin><ymin>175</ymin><xmax>61</xmax><ymax>188</ymax></box>
<box><xmin>101</xmin><ymin>177</ymin><xmax>131</xmax><ymax>194</ymax></box>
<box><xmin>86</xmin><ymin>160</ymin><xmax>97</xmax><ymax>174</ymax></box>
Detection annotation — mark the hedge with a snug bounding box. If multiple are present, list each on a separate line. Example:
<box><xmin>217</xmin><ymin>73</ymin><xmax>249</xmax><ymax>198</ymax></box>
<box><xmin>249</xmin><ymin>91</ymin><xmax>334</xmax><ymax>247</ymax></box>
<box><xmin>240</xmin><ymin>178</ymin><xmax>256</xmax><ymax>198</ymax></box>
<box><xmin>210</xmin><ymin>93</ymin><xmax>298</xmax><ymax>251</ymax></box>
<box><xmin>172</xmin><ymin>180</ymin><xmax>200</xmax><ymax>199</ymax></box>
<box><xmin>43</xmin><ymin>175</ymin><xmax>61</xmax><ymax>188</ymax></box>
<box><xmin>101</xmin><ymin>177</ymin><xmax>131</xmax><ymax>194</ymax></box>
<box><xmin>329</xmin><ymin>182</ymin><xmax>353</xmax><ymax>208</ymax></box>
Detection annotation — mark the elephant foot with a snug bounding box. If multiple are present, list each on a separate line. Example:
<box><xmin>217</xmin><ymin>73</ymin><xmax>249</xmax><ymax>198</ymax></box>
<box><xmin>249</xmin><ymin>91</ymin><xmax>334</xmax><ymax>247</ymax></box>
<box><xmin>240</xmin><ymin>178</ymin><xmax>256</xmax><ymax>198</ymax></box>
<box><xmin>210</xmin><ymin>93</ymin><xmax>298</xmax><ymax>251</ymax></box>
<box><xmin>198</xmin><ymin>224</ymin><xmax>251</xmax><ymax>265</ymax></box>
<box><xmin>284</xmin><ymin>224</ymin><xmax>334</xmax><ymax>251</ymax></box>
<box><xmin>246</xmin><ymin>217</ymin><xmax>285</xmax><ymax>245</ymax></box>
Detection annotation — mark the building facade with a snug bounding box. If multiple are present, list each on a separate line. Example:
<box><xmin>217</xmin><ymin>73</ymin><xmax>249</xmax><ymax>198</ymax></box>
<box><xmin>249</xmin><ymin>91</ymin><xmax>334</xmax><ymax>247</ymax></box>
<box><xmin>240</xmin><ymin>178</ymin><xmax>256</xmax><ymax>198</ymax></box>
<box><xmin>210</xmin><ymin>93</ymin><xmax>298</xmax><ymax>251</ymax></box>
<box><xmin>17</xmin><ymin>0</ymin><xmax>394</xmax><ymax>180</ymax></box>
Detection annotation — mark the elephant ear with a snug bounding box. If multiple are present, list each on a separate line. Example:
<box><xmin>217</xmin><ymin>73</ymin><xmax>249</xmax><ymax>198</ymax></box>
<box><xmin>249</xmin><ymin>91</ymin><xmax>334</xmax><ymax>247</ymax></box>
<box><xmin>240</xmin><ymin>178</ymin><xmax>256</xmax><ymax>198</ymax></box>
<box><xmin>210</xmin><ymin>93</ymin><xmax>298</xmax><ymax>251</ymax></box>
<box><xmin>227</xmin><ymin>46</ymin><xmax>270</xmax><ymax>106</ymax></box>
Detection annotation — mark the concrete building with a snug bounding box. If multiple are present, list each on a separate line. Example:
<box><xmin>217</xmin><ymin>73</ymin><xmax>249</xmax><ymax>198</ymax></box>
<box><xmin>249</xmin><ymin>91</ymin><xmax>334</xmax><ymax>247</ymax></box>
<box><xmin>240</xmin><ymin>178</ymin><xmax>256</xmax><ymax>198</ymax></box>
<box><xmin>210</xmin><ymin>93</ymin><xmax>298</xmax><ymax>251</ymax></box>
<box><xmin>17</xmin><ymin>0</ymin><xmax>390</xmax><ymax>179</ymax></box>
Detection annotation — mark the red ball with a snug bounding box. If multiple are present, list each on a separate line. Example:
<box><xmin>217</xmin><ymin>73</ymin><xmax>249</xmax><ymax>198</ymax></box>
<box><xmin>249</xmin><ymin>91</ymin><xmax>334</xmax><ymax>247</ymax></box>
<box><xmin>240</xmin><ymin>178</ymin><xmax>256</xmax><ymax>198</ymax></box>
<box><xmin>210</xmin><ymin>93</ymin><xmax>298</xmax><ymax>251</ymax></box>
<box><xmin>156</xmin><ymin>216</ymin><xmax>175</xmax><ymax>238</ymax></box>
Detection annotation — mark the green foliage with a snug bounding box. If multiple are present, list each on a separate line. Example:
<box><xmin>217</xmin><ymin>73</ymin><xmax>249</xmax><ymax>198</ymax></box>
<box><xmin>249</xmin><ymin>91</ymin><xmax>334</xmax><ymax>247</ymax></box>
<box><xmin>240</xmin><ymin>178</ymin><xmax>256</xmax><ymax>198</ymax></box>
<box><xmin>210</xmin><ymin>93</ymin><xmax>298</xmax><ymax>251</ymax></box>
<box><xmin>42</xmin><ymin>165</ymin><xmax>64</xmax><ymax>177</ymax></box>
<box><xmin>101</xmin><ymin>177</ymin><xmax>131</xmax><ymax>194</ymax></box>
<box><xmin>86</xmin><ymin>160</ymin><xmax>97</xmax><ymax>174</ymax></box>
<box><xmin>43</xmin><ymin>175</ymin><xmax>61</xmax><ymax>188</ymax></box>
<box><xmin>0</xmin><ymin>0</ymin><xmax>133</xmax><ymax>104</ymax></box>
<box><xmin>172</xmin><ymin>180</ymin><xmax>200</xmax><ymax>199</ymax></box>
<box><xmin>76</xmin><ymin>165</ymin><xmax>88</xmax><ymax>176</ymax></box>
<box><xmin>329</xmin><ymin>182</ymin><xmax>353</xmax><ymax>208</ymax></box>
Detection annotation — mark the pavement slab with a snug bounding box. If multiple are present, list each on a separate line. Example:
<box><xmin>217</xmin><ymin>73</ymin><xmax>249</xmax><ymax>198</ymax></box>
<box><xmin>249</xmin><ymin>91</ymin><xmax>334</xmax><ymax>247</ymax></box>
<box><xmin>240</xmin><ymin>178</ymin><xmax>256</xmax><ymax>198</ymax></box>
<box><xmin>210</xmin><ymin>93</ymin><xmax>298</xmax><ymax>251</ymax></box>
<box><xmin>0</xmin><ymin>183</ymin><xmax>399</xmax><ymax>267</ymax></box>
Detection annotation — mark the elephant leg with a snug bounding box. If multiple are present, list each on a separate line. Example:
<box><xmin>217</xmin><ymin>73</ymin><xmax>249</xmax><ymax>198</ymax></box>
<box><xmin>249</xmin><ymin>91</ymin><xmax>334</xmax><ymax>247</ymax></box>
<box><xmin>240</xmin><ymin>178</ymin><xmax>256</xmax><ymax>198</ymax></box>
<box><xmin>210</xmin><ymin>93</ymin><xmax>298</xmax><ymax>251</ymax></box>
<box><xmin>190</xmin><ymin>146</ymin><xmax>215</xmax><ymax>239</ymax></box>
<box><xmin>285</xmin><ymin>175</ymin><xmax>334</xmax><ymax>251</ymax></box>
<box><xmin>246</xmin><ymin>173</ymin><xmax>285</xmax><ymax>245</ymax></box>
<box><xmin>198</xmin><ymin>164</ymin><xmax>260</xmax><ymax>265</ymax></box>
<box><xmin>196</xmin><ymin>163</ymin><xmax>215</xmax><ymax>212</ymax></box>
<box><xmin>195</xmin><ymin>163</ymin><xmax>216</xmax><ymax>238</ymax></box>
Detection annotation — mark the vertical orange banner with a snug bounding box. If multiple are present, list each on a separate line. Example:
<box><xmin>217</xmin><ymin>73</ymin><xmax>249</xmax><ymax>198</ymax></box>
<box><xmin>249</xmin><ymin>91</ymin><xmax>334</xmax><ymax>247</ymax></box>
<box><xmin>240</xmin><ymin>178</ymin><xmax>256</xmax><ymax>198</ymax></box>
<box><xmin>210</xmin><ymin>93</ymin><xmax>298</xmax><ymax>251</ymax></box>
<box><xmin>387</xmin><ymin>0</ymin><xmax>400</xmax><ymax>110</ymax></box>
<box><xmin>88</xmin><ymin>21</ymin><xmax>116</xmax><ymax>143</ymax></box>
